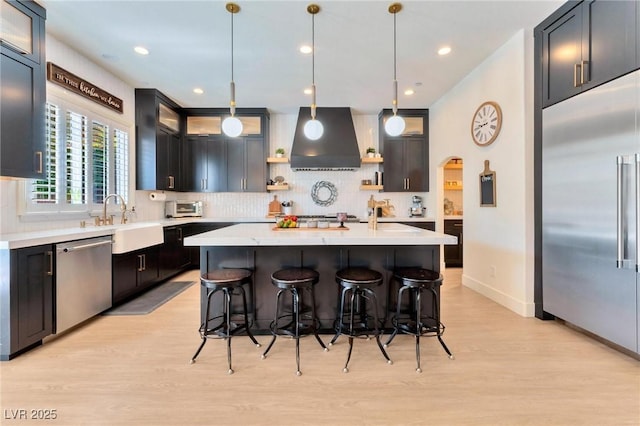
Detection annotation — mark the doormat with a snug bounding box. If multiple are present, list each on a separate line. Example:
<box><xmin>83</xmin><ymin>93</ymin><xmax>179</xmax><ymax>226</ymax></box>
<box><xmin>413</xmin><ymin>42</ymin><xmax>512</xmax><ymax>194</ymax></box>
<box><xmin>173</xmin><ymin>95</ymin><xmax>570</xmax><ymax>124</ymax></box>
<box><xmin>103</xmin><ymin>281</ymin><xmax>195</xmax><ymax>315</ymax></box>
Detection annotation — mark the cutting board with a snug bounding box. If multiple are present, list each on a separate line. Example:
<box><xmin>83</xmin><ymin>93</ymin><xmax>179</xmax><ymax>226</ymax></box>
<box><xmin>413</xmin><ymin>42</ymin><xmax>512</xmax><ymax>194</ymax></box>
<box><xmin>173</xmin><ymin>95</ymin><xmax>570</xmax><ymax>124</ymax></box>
<box><xmin>267</xmin><ymin>195</ymin><xmax>282</xmax><ymax>217</ymax></box>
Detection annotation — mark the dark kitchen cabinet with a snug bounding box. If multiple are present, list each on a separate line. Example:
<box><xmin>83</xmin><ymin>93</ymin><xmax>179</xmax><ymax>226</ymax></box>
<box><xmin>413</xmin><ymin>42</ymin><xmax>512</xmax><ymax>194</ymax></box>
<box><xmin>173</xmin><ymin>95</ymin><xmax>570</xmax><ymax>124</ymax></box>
<box><xmin>379</xmin><ymin>109</ymin><xmax>429</xmax><ymax>192</ymax></box>
<box><xmin>0</xmin><ymin>0</ymin><xmax>46</xmax><ymax>179</ymax></box>
<box><xmin>159</xmin><ymin>225</ymin><xmax>192</xmax><ymax>281</ymax></box>
<box><xmin>135</xmin><ymin>89</ymin><xmax>183</xmax><ymax>191</ymax></box>
<box><xmin>444</xmin><ymin>219</ymin><xmax>463</xmax><ymax>267</ymax></box>
<box><xmin>538</xmin><ymin>0</ymin><xmax>638</xmax><ymax>108</ymax></box>
<box><xmin>183</xmin><ymin>136</ymin><xmax>226</xmax><ymax>192</ymax></box>
<box><xmin>399</xmin><ymin>221</ymin><xmax>435</xmax><ymax>231</ymax></box>
<box><xmin>226</xmin><ymin>136</ymin><xmax>266</xmax><ymax>192</ymax></box>
<box><xmin>0</xmin><ymin>244</ymin><xmax>54</xmax><ymax>360</ymax></box>
<box><xmin>112</xmin><ymin>246</ymin><xmax>160</xmax><ymax>305</ymax></box>
<box><xmin>183</xmin><ymin>109</ymin><xmax>269</xmax><ymax>192</ymax></box>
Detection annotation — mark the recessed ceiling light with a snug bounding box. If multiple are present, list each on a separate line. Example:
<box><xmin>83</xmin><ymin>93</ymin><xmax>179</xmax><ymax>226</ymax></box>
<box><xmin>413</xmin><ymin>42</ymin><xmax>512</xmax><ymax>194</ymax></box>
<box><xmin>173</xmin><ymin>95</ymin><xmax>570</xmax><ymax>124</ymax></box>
<box><xmin>303</xmin><ymin>88</ymin><xmax>312</xmax><ymax>95</ymax></box>
<box><xmin>404</xmin><ymin>89</ymin><xmax>415</xmax><ymax>96</ymax></box>
<box><xmin>438</xmin><ymin>46</ymin><xmax>452</xmax><ymax>56</ymax></box>
<box><xmin>193</xmin><ymin>88</ymin><xmax>204</xmax><ymax>95</ymax></box>
<box><xmin>300</xmin><ymin>45</ymin><xmax>312</xmax><ymax>54</ymax></box>
<box><xmin>134</xmin><ymin>46</ymin><xmax>149</xmax><ymax>55</ymax></box>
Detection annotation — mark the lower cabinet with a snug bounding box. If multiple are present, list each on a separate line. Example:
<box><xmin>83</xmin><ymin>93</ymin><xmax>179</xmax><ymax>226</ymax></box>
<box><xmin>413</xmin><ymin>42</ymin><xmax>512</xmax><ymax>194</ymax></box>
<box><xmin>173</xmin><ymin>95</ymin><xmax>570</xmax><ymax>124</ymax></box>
<box><xmin>112</xmin><ymin>246</ymin><xmax>160</xmax><ymax>305</ymax></box>
<box><xmin>0</xmin><ymin>245</ymin><xmax>54</xmax><ymax>360</ymax></box>
<box><xmin>159</xmin><ymin>225</ymin><xmax>192</xmax><ymax>281</ymax></box>
<box><xmin>399</xmin><ymin>221</ymin><xmax>435</xmax><ymax>231</ymax></box>
<box><xmin>444</xmin><ymin>219</ymin><xmax>463</xmax><ymax>267</ymax></box>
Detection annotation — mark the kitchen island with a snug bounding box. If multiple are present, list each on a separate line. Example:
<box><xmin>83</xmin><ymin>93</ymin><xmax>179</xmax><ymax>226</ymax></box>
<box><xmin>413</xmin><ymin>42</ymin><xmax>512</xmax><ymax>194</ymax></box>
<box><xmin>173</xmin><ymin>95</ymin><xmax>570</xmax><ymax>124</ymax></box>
<box><xmin>184</xmin><ymin>222</ymin><xmax>457</xmax><ymax>332</ymax></box>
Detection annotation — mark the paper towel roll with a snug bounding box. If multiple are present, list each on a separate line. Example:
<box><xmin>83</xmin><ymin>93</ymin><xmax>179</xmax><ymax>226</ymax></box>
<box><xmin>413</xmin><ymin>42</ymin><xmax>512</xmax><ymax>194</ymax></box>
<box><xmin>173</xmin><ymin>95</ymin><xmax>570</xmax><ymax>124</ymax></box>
<box><xmin>149</xmin><ymin>192</ymin><xmax>167</xmax><ymax>201</ymax></box>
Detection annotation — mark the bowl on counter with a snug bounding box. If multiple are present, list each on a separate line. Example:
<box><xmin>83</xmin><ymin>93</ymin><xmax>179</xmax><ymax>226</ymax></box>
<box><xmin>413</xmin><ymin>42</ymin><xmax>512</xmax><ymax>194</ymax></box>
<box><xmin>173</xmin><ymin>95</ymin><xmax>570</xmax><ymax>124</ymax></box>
<box><xmin>307</xmin><ymin>219</ymin><xmax>318</xmax><ymax>228</ymax></box>
<box><xmin>317</xmin><ymin>220</ymin><xmax>329</xmax><ymax>228</ymax></box>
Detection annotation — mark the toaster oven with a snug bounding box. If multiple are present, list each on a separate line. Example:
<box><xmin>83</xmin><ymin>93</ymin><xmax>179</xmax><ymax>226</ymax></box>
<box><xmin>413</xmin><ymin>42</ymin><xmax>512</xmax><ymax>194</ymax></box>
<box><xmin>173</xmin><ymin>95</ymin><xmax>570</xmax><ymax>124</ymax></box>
<box><xmin>165</xmin><ymin>200</ymin><xmax>203</xmax><ymax>218</ymax></box>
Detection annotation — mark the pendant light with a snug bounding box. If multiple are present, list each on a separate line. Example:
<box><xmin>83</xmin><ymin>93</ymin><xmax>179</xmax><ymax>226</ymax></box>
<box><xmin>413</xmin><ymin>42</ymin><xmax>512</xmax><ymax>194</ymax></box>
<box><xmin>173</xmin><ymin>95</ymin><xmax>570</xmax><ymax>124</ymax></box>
<box><xmin>385</xmin><ymin>2</ymin><xmax>406</xmax><ymax>137</ymax></box>
<box><xmin>303</xmin><ymin>4</ymin><xmax>323</xmax><ymax>140</ymax></box>
<box><xmin>221</xmin><ymin>2</ymin><xmax>243</xmax><ymax>137</ymax></box>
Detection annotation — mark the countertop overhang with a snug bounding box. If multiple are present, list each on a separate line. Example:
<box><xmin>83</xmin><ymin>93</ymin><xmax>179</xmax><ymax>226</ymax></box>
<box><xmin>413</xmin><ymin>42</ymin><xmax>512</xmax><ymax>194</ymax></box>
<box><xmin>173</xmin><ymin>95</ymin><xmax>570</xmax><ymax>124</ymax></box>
<box><xmin>184</xmin><ymin>222</ymin><xmax>456</xmax><ymax>247</ymax></box>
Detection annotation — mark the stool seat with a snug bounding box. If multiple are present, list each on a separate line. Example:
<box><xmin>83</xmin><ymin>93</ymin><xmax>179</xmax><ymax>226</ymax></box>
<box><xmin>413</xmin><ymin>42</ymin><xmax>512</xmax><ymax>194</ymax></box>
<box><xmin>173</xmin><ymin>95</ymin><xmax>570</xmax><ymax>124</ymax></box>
<box><xmin>331</xmin><ymin>267</ymin><xmax>392</xmax><ymax>373</ymax></box>
<box><xmin>190</xmin><ymin>269</ymin><xmax>261</xmax><ymax>374</ymax></box>
<box><xmin>262</xmin><ymin>267</ymin><xmax>327</xmax><ymax>376</ymax></box>
<box><xmin>271</xmin><ymin>268</ymin><xmax>319</xmax><ymax>288</ymax></box>
<box><xmin>202</xmin><ymin>268</ymin><xmax>252</xmax><ymax>287</ymax></box>
<box><xmin>386</xmin><ymin>267</ymin><xmax>453</xmax><ymax>373</ymax></box>
<box><xmin>336</xmin><ymin>267</ymin><xmax>382</xmax><ymax>287</ymax></box>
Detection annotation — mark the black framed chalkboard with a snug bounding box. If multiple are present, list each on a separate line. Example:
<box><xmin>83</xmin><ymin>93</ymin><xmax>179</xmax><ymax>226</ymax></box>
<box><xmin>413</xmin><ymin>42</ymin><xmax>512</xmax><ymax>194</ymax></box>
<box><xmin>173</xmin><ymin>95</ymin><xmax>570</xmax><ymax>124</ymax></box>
<box><xmin>479</xmin><ymin>160</ymin><xmax>496</xmax><ymax>207</ymax></box>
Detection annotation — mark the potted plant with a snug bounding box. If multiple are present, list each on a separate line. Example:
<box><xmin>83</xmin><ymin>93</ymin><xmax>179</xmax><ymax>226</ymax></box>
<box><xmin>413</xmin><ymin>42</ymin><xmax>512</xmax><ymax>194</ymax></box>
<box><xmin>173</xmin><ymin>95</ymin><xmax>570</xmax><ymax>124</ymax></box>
<box><xmin>275</xmin><ymin>148</ymin><xmax>285</xmax><ymax>158</ymax></box>
<box><xmin>366</xmin><ymin>147</ymin><xmax>376</xmax><ymax>158</ymax></box>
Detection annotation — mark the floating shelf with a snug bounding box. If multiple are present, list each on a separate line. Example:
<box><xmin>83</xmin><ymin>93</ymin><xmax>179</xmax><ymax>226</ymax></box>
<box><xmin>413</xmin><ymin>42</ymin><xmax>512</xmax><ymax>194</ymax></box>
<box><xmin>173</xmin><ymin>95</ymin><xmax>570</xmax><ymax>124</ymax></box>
<box><xmin>267</xmin><ymin>157</ymin><xmax>289</xmax><ymax>163</ymax></box>
<box><xmin>267</xmin><ymin>184</ymin><xmax>290</xmax><ymax>191</ymax></box>
<box><xmin>445</xmin><ymin>163</ymin><xmax>463</xmax><ymax>169</ymax></box>
<box><xmin>359</xmin><ymin>184</ymin><xmax>383</xmax><ymax>191</ymax></box>
<box><xmin>361</xmin><ymin>157</ymin><xmax>383</xmax><ymax>163</ymax></box>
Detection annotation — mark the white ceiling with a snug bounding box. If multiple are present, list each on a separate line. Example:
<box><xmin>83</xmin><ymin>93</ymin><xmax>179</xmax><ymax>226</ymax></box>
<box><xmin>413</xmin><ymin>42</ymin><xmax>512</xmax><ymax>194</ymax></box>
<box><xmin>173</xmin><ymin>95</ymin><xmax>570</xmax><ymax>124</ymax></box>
<box><xmin>40</xmin><ymin>0</ymin><xmax>563</xmax><ymax>114</ymax></box>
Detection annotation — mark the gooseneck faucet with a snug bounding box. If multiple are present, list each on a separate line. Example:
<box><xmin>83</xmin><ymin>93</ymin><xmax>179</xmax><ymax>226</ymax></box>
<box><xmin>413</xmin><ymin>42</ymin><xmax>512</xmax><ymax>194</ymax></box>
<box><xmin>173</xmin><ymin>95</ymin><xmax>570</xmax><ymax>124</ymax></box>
<box><xmin>96</xmin><ymin>193</ymin><xmax>127</xmax><ymax>226</ymax></box>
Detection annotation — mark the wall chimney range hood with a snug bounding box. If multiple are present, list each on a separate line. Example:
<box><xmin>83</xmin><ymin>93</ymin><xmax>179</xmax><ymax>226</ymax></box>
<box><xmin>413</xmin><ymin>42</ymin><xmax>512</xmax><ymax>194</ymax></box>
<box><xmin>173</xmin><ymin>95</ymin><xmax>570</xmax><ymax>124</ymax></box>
<box><xmin>290</xmin><ymin>107</ymin><xmax>361</xmax><ymax>170</ymax></box>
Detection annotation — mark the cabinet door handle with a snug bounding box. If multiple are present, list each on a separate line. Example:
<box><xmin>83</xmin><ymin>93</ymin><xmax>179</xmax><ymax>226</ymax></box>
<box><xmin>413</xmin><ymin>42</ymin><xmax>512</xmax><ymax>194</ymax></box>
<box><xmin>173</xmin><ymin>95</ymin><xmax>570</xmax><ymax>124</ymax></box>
<box><xmin>35</xmin><ymin>151</ymin><xmax>43</xmax><ymax>174</ymax></box>
<box><xmin>581</xmin><ymin>60</ymin><xmax>589</xmax><ymax>85</ymax></box>
<box><xmin>169</xmin><ymin>176</ymin><xmax>175</xmax><ymax>189</ymax></box>
<box><xmin>46</xmin><ymin>250</ymin><xmax>53</xmax><ymax>276</ymax></box>
<box><xmin>178</xmin><ymin>228</ymin><xmax>183</xmax><ymax>242</ymax></box>
<box><xmin>573</xmin><ymin>63</ymin><xmax>582</xmax><ymax>87</ymax></box>
<box><xmin>138</xmin><ymin>254</ymin><xmax>144</xmax><ymax>272</ymax></box>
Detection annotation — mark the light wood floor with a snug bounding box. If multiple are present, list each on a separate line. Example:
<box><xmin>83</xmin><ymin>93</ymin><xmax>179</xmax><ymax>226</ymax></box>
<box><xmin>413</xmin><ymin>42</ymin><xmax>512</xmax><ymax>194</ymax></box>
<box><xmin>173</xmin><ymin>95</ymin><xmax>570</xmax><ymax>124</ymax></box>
<box><xmin>1</xmin><ymin>268</ymin><xmax>639</xmax><ymax>426</ymax></box>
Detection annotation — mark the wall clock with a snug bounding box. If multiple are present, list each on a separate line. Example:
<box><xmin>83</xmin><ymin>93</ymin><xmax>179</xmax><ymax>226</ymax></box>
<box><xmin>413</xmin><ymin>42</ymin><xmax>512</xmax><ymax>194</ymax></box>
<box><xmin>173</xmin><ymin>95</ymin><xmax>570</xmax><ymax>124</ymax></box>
<box><xmin>471</xmin><ymin>101</ymin><xmax>502</xmax><ymax>146</ymax></box>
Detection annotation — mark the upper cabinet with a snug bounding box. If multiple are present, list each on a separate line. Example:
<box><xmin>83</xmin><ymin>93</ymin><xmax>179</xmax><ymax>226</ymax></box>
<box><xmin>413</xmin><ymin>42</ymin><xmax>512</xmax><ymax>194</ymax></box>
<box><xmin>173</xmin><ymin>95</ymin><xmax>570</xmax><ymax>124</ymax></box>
<box><xmin>135</xmin><ymin>89</ymin><xmax>183</xmax><ymax>191</ymax></box>
<box><xmin>182</xmin><ymin>109</ymin><xmax>269</xmax><ymax>193</ymax></box>
<box><xmin>538</xmin><ymin>0</ymin><xmax>638</xmax><ymax>108</ymax></box>
<box><xmin>379</xmin><ymin>109</ymin><xmax>429</xmax><ymax>192</ymax></box>
<box><xmin>0</xmin><ymin>0</ymin><xmax>46</xmax><ymax>179</ymax></box>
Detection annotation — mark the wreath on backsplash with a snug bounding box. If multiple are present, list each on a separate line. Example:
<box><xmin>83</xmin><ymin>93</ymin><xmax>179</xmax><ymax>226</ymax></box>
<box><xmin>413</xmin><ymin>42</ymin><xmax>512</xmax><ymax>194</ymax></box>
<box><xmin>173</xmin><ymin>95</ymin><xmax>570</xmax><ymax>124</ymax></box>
<box><xmin>311</xmin><ymin>181</ymin><xmax>337</xmax><ymax>206</ymax></box>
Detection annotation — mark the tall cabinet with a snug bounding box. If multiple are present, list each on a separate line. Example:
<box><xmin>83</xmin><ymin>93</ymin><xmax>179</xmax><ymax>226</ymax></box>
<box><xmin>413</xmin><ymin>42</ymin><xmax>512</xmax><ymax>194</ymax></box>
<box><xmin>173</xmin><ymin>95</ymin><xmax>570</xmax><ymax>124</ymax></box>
<box><xmin>378</xmin><ymin>109</ymin><xmax>429</xmax><ymax>192</ymax></box>
<box><xmin>0</xmin><ymin>0</ymin><xmax>46</xmax><ymax>179</ymax></box>
<box><xmin>135</xmin><ymin>89</ymin><xmax>183</xmax><ymax>191</ymax></box>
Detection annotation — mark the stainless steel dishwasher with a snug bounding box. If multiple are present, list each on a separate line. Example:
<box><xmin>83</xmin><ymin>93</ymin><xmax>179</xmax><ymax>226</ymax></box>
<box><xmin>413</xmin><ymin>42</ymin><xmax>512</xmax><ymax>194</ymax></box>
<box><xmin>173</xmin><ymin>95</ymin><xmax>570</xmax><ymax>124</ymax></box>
<box><xmin>55</xmin><ymin>236</ymin><xmax>112</xmax><ymax>333</ymax></box>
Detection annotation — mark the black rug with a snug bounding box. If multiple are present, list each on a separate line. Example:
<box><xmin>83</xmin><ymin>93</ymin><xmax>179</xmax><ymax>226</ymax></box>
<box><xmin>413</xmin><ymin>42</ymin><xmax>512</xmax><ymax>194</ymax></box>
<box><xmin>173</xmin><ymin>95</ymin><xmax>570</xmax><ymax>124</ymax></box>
<box><xmin>103</xmin><ymin>281</ymin><xmax>195</xmax><ymax>315</ymax></box>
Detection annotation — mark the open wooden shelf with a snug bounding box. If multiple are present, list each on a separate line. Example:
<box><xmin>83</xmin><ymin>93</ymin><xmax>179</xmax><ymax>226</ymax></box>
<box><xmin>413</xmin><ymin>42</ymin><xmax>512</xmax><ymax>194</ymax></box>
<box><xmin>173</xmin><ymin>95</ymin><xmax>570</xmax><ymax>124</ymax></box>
<box><xmin>267</xmin><ymin>184</ymin><xmax>290</xmax><ymax>191</ymax></box>
<box><xmin>444</xmin><ymin>184</ymin><xmax>463</xmax><ymax>191</ymax></box>
<box><xmin>267</xmin><ymin>157</ymin><xmax>289</xmax><ymax>163</ymax></box>
<box><xmin>361</xmin><ymin>157</ymin><xmax>383</xmax><ymax>163</ymax></box>
<box><xmin>359</xmin><ymin>184</ymin><xmax>383</xmax><ymax>191</ymax></box>
<box><xmin>445</xmin><ymin>163</ymin><xmax>463</xmax><ymax>169</ymax></box>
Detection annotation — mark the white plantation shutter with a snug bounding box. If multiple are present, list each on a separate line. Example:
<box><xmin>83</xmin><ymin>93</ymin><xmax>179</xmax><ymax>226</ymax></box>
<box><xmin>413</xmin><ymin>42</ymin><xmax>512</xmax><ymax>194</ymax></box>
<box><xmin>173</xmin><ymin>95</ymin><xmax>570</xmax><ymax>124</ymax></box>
<box><xmin>65</xmin><ymin>110</ymin><xmax>88</xmax><ymax>205</ymax></box>
<box><xmin>92</xmin><ymin>120</ymin><xmax>109</xmax><ymax>204</ymax></box>
<box><xmin>31</xmin><ymin>103</ymin><xmax>59</xmax><ymax>203</ymax></box>
<box><xmin>113</xmin><ymin>129</ymin><xmax>129</xmax><ymax>204</ymax></box>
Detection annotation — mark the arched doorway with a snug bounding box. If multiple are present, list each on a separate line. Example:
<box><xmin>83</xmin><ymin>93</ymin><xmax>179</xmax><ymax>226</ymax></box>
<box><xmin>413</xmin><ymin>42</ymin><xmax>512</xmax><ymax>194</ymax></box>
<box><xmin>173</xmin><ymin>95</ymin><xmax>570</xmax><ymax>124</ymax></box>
<box><xmin>442</xmin><ymin>157</ymin><xmax>463</xmax><ymax>269</ymax></box>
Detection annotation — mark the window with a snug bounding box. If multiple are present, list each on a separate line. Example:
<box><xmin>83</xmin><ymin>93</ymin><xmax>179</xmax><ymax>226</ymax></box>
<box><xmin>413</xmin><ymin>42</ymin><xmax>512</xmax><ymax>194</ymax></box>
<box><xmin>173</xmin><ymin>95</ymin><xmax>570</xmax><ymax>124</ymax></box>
<box><xmin>26</xmin><ymin>99</ymin><xmax>130</xmax><ymax>216</ymax></box>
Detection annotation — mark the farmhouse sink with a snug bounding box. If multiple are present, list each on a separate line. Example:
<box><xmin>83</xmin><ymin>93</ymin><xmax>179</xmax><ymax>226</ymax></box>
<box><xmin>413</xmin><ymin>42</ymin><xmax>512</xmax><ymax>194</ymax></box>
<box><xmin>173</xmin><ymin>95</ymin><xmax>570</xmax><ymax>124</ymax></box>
<box><xmin>111</xmin><ymin>223</ymin><xmax>164</xmax><ymax>254</ymax></box>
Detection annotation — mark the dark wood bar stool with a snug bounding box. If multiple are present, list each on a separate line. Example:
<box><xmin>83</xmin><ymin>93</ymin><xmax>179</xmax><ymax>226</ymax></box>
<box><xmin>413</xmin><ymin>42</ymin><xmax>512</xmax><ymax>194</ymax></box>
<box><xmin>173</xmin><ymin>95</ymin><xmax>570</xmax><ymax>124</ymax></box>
<box><xmin>330</xmin><ymin>267</ymin><xmax>392</xmax><ymax>373</ymax></box>
<box><xmin>261</xmin><ymin>267</ymin><xmax>328</xmax><ymax>376</ymax></box>
<box><xmin>385</xmin><ymin>267</ymin><xmax>454</xmax><ymax>373</ymax></box>
<box><xmin>190</xmin><ymin>269</ymin><xmax>261</xmax><ymax>374</ymax></box>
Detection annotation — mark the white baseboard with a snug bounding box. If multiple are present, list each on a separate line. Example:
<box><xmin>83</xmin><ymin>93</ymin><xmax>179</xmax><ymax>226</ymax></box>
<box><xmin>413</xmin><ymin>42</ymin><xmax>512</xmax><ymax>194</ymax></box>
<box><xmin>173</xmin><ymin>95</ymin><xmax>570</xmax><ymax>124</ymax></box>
<box><xmin>461</xmin><ymin>274</ymin><xmax>535</xmax><ymax>317</ymax></box>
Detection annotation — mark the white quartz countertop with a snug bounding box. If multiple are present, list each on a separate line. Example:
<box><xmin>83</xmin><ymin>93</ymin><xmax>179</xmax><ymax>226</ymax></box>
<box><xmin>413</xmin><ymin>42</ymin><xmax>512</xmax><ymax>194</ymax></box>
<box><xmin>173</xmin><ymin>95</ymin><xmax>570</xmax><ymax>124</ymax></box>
<box><xmin>0</xmin><ymin>217</ymin><xmax>439</xmax><ymax>250</ymax></box>
<box><xmin>184</xmin><ymin>222</ymin><xmax>456</xmax><ymax>247</ymax></box>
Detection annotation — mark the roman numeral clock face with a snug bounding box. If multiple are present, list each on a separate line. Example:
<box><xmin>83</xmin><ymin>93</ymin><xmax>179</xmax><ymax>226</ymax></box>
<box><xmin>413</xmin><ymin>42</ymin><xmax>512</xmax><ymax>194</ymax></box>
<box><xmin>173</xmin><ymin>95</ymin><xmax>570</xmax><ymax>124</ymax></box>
<box><xmin>471</xmin><ymin>101</ymin><xmax>502</xmax><ymax>146</ymax></box>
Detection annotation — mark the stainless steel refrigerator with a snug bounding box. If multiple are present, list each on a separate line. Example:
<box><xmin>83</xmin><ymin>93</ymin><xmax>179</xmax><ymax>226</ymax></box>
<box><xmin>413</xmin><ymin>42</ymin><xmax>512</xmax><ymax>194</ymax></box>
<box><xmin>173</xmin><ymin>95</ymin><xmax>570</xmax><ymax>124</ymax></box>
<box><xmin>542</xmin><ymin>69</ymin><xmax>639</xmax><ymax>354</ymax></box>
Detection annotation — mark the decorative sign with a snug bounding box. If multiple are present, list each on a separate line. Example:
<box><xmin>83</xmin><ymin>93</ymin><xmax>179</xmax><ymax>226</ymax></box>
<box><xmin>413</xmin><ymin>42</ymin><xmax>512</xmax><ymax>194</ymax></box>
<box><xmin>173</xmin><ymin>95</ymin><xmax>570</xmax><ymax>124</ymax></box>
<box><xmin>479</xmin><ymin>160</ymin><xmax>496</xmax><ymax>207</ymax></box>
<box><xmin>46</xmin><ymin>62</ymin><xmax>123</xmax><ymax>114</ymax></box>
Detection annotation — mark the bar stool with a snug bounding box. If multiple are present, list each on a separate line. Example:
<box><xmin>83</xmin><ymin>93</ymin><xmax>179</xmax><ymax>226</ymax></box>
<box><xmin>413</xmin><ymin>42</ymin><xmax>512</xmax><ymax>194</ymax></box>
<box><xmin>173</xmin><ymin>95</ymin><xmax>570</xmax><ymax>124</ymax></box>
<box><xmin>330</xmin><ymin>267</ymin><xmax>392</xmax><ymax>373</ymax></box>
<box><xmin>190</xmin><ymin>269</ymin><xmax>261</xmax><ymax>374</ymax></box>
<box><xmin>261</xmin><ymin>267</ymin><xmax>328</xmax><ymax>376</ymax></box>
<box><xmin>385</xmin><ymin>267</ymin><xmax>454</xmax><ymax>373</ymax></box>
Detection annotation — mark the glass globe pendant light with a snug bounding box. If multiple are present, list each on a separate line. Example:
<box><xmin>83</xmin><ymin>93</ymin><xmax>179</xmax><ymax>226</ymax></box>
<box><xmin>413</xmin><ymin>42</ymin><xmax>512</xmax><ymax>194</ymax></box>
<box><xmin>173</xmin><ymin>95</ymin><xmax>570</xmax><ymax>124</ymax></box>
<box><xmin>221</xmin><ymin>2</ymin><xmax>243</xmax><ymax>138</ymax></box>
<box><xmin>303</xmin><ymin>4</ymin><xmax>323</xmax><ymax>141</ymax></box>
<box><xmin>384</xmin><ymin>3</ymin><xmax>405</xmax><ymax>137</ymax></box>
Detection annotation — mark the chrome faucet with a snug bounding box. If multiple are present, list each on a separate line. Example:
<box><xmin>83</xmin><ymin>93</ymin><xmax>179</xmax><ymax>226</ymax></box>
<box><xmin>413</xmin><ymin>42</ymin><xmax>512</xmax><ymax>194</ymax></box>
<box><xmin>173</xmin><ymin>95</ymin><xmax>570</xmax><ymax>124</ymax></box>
<box><xmin>96</xmin><ymin>193</ymin><xmax>127</xmax><ymax>226</ymax></box>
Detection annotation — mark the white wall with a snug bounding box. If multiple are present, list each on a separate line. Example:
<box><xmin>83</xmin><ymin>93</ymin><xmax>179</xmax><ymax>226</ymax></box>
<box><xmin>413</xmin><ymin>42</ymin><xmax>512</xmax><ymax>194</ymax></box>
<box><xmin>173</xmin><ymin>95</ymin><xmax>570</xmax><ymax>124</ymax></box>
<box><xmin>430</xmin><ymin>29</ymin><xmax>535</xmax><ymax>316</ymax></box>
